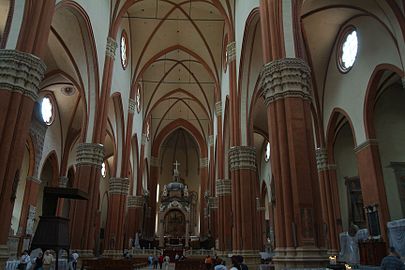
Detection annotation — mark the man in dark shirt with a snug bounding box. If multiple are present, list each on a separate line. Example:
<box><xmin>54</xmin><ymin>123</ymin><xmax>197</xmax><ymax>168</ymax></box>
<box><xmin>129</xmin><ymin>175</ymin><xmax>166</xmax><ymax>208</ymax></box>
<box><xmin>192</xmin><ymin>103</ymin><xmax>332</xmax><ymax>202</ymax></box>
<box><xmin>381</xmin><ymin>247</ymin><xmax>405</xmax><ymax>270</ymax></box>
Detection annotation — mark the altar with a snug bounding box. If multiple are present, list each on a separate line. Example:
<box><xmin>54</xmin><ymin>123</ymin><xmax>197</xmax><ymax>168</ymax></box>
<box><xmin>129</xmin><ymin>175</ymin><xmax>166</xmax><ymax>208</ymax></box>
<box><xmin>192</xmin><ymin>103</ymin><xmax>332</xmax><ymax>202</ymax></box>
<box><xmin>157</xmin><ymin>161</ymin><xmax>194</xmax><ymax>248</ymax></box>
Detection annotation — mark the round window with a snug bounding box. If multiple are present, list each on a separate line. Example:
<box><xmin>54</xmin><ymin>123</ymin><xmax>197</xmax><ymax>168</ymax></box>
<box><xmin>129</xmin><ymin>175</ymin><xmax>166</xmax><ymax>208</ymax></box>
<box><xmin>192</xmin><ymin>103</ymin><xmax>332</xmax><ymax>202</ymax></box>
<box><xmin>338</xmin><ymin>27</ymin><xmax>358</xmax><ymax>73</ymax></box>
<box><xmin>265</xmin><ymin>142</ymin><xmax>270</xmax><ymax>162</ymax></box>
<box><xmin>120</xmin><ymin>30</ymin><xmax>129</xmax><ymax>69</ymax></box>
<box><xmin>41</xmin><ymin>96</ymin><xmax>54</xmax><ymax>125</ymax></box>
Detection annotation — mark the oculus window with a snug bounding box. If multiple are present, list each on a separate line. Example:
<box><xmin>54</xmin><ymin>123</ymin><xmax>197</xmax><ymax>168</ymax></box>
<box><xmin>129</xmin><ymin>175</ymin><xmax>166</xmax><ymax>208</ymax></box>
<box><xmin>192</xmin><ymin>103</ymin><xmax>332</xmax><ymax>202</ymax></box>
<box><xmin>41</xmin><ymin>96</ymin><xmax>54</xmax><ymax>125</ymax></box>
<box><xmin>338</xmin><ymin>27</ymin><xmax>358</xmax><ymax>73</ymax></box>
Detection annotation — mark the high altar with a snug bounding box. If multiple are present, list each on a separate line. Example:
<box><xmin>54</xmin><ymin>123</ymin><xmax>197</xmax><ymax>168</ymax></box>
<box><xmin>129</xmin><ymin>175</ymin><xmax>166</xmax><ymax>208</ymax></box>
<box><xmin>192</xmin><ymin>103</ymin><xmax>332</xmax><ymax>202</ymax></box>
<box><xmin>157</xmin><ymin>162</ymin><xmax>196</xmax><ymax>248</ymax></box>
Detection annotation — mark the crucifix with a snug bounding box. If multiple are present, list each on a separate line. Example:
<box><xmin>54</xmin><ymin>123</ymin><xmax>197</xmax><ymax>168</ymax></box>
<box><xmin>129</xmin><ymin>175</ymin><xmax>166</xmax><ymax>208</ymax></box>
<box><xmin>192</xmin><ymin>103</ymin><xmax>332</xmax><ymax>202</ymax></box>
<box><xmin>173</xmin><ymin>160</ymin><xmax>180</xmax><ymax>180</ymax></box>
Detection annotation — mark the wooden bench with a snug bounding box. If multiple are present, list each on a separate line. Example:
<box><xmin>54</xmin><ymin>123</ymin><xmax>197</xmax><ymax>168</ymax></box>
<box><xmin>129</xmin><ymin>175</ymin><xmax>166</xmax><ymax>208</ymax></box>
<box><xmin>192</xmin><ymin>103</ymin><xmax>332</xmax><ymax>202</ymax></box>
<box><xmin>175</xmin><ymin>258</ymin><xmax>205</xmax><ymax>270</ymax></box>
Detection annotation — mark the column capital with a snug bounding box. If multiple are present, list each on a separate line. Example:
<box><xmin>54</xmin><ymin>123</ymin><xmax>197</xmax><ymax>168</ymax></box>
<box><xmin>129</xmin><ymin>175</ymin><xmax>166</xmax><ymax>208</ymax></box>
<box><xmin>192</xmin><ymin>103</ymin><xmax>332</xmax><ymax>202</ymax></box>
<box><xmin>30</xmin><ymin>117</ymin><xmax>48</xmax><ymax>177</ymax></box>
<box><xmin>106</xmin><ymin>37</ymin><xmax>118</xmax><ymax>59</ymax></box>
<box><xmin>0</xmin><ymin>49</ymin><xmax>47</xmax><ymax>101</ymax></box>
<box><xmin>229</xmin><ymin>146</ymin><xmax>256</xmax><ymax>171</ymax></box>
<box><xmin>59</xmin><ymin>176</ymin><xmax>69</xmax><ymax>187</ymax></box>
<box><xmin>315</xmin><ymin>148</ymin><xmax>328</xmax><ymax>172</ymax></box>
<box><xmin>141</xmin><ymin>133</ymin><xmax>147</xmax><ymax>145</ymax></box>
<box><xmin>354</xmin><ymin>139</ymin><xmax>378</xmax><ymax>153</ymax></box>
<box><xmin>26</xmin><ymin>176</ymin><xmax>41</xmax><ymax>184</ymax></box>
<box><xmin>215</xmin><ymin>101</ymin><xmax>222</xmax><ymax>116</ymax></box>
<box><xmin>208</xmin><ymin>196</ymin><xmax>218</xmax><ymax>209</ymax></box>
<box><xmin>109</xmin><ymin>177</ymin><xmax>129</xmax><ymax>195</ymax></box>
<box><xmin>216</xmin><ymin>179</ymin><xmax>231</xmax><ymax>196</ymax></box>
<box><xmin>128</xmin><ymin>98</ymin><xmax>136</xmax><ymax>114</ymax></box>
<box><xmin>76</xmin><ymin>143</ymin><xmax>104</xmax><ymax>167</ymax></box>
<box><xmin>208</xmin><ymin>135</ymin><xmax>214</xmax><ymax>146</ymax></box>
<box><xmin>260</xmin><ymin>58</ymin><xmax>312</xmax><ymax>105</ymax></box>
<box><xmin>200</xmin><ymin>157</ymin><xmax>209</xmax><ymax>168</ymax></box>
<box><xmin>127</xmin><ymin>195</ymin><xmax>144</xmax><ymax>208</ymax></box>
<box><xmin>226</xmin><ymin>41</ymin><xmax>236</xmax><ymax>62</ymax></box>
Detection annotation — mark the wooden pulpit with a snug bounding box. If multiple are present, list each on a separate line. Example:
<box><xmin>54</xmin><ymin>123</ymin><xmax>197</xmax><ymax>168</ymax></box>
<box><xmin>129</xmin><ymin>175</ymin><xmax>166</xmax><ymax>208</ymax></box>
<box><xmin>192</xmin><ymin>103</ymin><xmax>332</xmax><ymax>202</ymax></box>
<box><xmin>31</xmin><ymin>187</ymin><xmax>88</xmax><ymax>270</ymax></box>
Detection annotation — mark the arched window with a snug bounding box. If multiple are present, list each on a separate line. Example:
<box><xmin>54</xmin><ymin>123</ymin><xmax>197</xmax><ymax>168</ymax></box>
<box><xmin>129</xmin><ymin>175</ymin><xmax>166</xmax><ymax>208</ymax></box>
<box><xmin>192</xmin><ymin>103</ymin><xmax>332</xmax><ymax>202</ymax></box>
<box><xmin>136</xmin><ymin>83</ymin><xmax>141</xmax><ymax>113</ymax></box>
<box><xmin>338</xmin><ymin>27</ymin><xmax>358</xmax><ymax>73</ymax></box>
<box><xmin>41</xmin><ymin>96</ymin><xmax>54</xmax><ymax>125</ymax></box>
<box><xmin>120</xmin><ymin>30</ymin><xmax>129</xmax><ymax>69</ymax></box>
<box><xmin>101</xmin><ymin>161</ymin><xmax>107</xmax><ymax>178</ymax></box>
<box><xmin>265</xmin><ymin>142</ymin><xmax>270</xmax><ymax>162</ymax></box>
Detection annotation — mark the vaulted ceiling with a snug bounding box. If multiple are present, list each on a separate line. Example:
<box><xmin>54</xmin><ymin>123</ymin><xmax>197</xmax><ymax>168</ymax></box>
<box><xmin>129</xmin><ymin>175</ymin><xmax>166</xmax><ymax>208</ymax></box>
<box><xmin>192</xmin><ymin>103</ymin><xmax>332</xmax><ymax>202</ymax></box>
<box><xmin>126</xmin><ymin>0</ymin><xmax>230</xmax><ymax>148</ymax></box>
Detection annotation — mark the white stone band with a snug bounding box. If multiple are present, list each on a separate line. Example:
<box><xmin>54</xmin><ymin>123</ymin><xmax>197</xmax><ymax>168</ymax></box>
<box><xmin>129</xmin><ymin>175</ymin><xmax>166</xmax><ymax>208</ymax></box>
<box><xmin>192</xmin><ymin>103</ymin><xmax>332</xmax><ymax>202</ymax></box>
<box><xmin>215</xmin><ymin>101</ymin><xmax>222</xmax><ymax>116</ymax></box>
<box><xmin>76</xmin><ymin>143</ymin><xmax>104</xmax><ymax>167</ymax></box>
<box><xmin>109</xmin><ymin>177</ymin><xmax>129</xmax><ymax>195</ymax></box>
<box><xmin>229</xmin><ymin>146</ymin><xmax>256</xmax><ymax>171</ymax></box>
<box><xmin>260</xmin><ymin>58</ymin><xmax>312</xmax><ymax>105</ymax></box>
<box><xmin>0</xmin><ymin>50</ymin><xmax>46</xmax><ymax>101</ymax></box>
<box><xmin>208</xmin><ymin>196</ymin><xmax>218</xmax><ymax>209</ymax></box>
<box><xmin>127</xmin><ymin>195</ymin><xmax>144</xmax><ymax>208</ymax></box>
<box><xmin>200</xmin><ymin>157</ymin><xmax>209</xmax><ymax>168</ymax></box>
<box><xmin>129</xmin><ymin>98</ymin><xmax>136</xmax><ymax>114</ymax></box>
<box><xmin>208</xmin><ymin>135</ymin><xmax>214</xmax><ymax>146</ymax></box>
<box><xmin>226</xmin><ymin>42</ymin><xmax>236</xmax><ymax>62</ymax></box>
<box><xmin>106</xmin><ymin>37</ymin><xmax>117</xmax><ymax>59</ymax></box>
<box><xmin>216</xmin><ymin>179</ymin><xmax>231</xmax><ymax>196</ymax></box>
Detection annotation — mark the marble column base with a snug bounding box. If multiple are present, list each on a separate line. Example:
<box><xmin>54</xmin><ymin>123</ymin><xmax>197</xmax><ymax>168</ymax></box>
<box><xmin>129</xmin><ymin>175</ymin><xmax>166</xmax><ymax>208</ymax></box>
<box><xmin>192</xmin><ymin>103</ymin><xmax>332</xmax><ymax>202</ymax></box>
<box><xmin>272</xmin><ymin>247</ymin><xmax>328</xmax><ymax>270</ymax></box>
<box><xmin>74</xmin><ymin>249</ymin><xmax>94</xmax><ymax>269</ymax></box>
<box><xmin>102</xmin><ymin>249</ymin><xmax>124</xmax><ymax>258</ymax></box>
<box><xmin>0</xmin><ymin>245</ymin><xmax>9</xmax><ymax>270</ymax></box>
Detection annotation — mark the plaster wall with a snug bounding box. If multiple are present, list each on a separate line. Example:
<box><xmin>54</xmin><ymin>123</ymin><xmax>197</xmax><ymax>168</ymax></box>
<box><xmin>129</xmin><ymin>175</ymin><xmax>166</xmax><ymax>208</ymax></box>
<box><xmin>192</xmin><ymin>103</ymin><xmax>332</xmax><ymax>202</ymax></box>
<box><xmin>334</xmin><ymin>123</ymin><xmax>358</xmax><ymax>232</ymax></box>
<box><xmin>374</xmin><ymin>83</ymin><xmax>405</xmax><ymax>220</ymax></box>
<box><xmin>323</xmin><ymin>17</ymin><xmax>402</xmax><ymax>145</ymax></box>
<box><xmin>10</xmin><ymin>146</ymin><xmax>29</xmax><ymax>235</ymax></box>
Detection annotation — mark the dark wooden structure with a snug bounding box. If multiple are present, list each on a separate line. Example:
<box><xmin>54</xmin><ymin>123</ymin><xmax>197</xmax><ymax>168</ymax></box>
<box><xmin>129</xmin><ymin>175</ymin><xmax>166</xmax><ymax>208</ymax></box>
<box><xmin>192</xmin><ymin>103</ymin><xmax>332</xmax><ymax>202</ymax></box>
<box><xmin>31</xmin><ymin>187</ymin><xmax>88</xmax><ymax>270</ymax></box>
<box><xmin>359</xmin><ymin>240</ymin><xmax>387</xmax><ymax>266</ymax></box>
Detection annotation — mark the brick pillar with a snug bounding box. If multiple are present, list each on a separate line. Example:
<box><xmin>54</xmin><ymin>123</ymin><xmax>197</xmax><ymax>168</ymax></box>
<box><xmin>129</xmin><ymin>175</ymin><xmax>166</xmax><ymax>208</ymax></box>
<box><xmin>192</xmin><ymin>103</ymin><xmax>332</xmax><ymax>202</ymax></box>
<box><xmin>216</xmin><ymin>179</ymin><xmax>232</xmax><ymax>252</ymax></box>
<box><xmin>69</xmin><ymin>143</ymin><xmax>104</xmax><ymax>257</ymax></box>
<box><xmin>316</xmin><ymin>148</ymin><xmax>341</xmax><ymax>253</ymax></box>
<box><xmin>145</xmin><ymin>155</ymin><xmax>158</xmax><ymax>239</ymax></box>
<box><xmin>229</xmin><ymin>146</ymin><xmax>261</xmax><ymax>266</ymax></box>
<box><xmin>259</xmin><ymin>58</ymin><xmax>328</xmax><ymax>269</ymax></box>
<box><xmin>200</xmin><ymin>157</ymin><xmax>209</xmax><ymax>236</ymax></box>
<box><xmin>17</xmin><ymin>112</ymin><xmax>48</xmax><ymax>242</ymax></box>
<box><xmin>354</xmin><ymin>140</ymin><xmax>389</xmax><ymax>241</ymax></box>
<box><xmin>0</xmin><ymin>50</ymin><xmax>46</xmax><ymax>265</ymax></box>
<box><xmin>104</xmin><ymin>177</ymin><xmax>129</xmax><ymax>256</ymax></box>
<box><xmin>126</xmin><ymin>195</ymin><xmax>144</xmax><ymax>247</ymax></box>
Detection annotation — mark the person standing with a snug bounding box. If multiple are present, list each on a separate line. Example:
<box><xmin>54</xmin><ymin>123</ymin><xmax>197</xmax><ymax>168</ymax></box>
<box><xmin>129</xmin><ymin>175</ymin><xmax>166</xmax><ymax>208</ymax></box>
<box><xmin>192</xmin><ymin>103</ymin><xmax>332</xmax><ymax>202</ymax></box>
<box><xmin>70</xmin><ymin>250</ymin><xmax>79</xmax><ymax>270</ymax></box>
<box><xmin>42</xmin><ymin>250</ymin><xmax>53</xmax><ymax>270</ymax></box>
<box><xmin>163</xmin><ymin>255</ymin><xmax>170</xmax><ymax>270</ymax></box>
<box><xmin>158</xmin><ymin>254</ymin><xmax>164</xmax><ymax>269</ymax></box>
<box><xmin>33</xmin><ymin>252</ymin><xmax>43</xmax><ymax>270</ymax></box>
<box><xmin>19</xmin><ymin>250</ymin><xmax>31</xmax><ymax>270</ymax></box>
<box><xmin>381</xmin><ymin>247</ymin><xmax>405</xmax><ymax>270</ymax></box>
